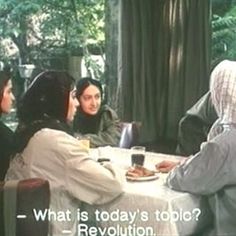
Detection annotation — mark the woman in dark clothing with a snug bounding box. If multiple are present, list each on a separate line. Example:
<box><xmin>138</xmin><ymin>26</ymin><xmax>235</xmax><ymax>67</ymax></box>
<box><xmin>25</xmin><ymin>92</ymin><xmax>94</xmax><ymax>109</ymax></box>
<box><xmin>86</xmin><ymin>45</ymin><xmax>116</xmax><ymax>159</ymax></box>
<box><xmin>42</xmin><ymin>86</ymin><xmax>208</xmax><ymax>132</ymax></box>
<box><xmin>73</xmin><ymin>77</ymin><xmax>121</xmax><ymax>147</ymax></box>
<box><xmin>176</xmin><ymin>91</ymin><xmax>218</xmax><ymax>156</ymax></box>
<box><xmin>0</xmin><ymin>70</ymin><xmax>15</xmax><ymax>180</ymax></box>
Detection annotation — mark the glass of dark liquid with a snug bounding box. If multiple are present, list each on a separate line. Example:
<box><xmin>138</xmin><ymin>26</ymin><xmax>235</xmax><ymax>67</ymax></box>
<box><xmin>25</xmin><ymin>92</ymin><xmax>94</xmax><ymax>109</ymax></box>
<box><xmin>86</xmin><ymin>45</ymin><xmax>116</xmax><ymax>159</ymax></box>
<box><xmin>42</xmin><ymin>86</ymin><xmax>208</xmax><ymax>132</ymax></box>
<box><xmin>131</xmin><ymin>146</ymin><xmax>145</xmax><ymax>166</ymax></box>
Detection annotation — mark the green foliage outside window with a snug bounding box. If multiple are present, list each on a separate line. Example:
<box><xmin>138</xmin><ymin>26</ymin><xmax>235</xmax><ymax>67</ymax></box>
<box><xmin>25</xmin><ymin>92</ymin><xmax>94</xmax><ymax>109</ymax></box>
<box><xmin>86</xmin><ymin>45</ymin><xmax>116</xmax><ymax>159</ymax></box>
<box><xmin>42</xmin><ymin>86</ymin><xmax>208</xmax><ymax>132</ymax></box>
<box><xmin>212</xmin><ymin>14</ymin><xmax>236</xmax><ymax>66</ymax></box>
<box><xmin>211</xmin><ymin>1</ymin><xmax>236</xmax><ymax>67</ymax></box>
<box><xmin>1</xmin><ymin>0</ymin><xmax>236</xmax><ymax>80</ymax></box>
<box><xmin>0</xmin><ymin>0</ymin><xmax>105</xmax><ymax>79</ymax></box>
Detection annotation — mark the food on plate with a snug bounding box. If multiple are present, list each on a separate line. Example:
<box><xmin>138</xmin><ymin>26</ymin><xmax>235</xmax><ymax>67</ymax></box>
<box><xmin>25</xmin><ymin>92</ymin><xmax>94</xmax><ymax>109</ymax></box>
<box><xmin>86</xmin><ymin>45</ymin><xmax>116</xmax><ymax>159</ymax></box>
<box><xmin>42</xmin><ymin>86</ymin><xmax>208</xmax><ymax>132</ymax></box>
<box><xmin>126</xmin><ymin>165</ymin><xmax>155</xmax><ymax>178</ymax></box>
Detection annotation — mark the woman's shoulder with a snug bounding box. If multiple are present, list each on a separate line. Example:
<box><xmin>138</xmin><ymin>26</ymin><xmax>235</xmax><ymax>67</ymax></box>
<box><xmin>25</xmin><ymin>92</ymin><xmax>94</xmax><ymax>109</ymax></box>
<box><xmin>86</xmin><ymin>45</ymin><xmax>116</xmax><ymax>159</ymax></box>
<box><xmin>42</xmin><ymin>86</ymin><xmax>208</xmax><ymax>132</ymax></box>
<box><xmin>34</xmin><ymin>128</ymin><xmax>74</xmax><ymax>142</ymax></box>
<box><xmin>0</xmin><ymin>121</ymin><xmax>14</xmax><ymax>143</ymax></box>
<box><xmin>101</xmin><ymin>105</ymin><xmax>119</xmax><ymax>119</ymax></box>
<box><xmin>29</xmin><ymin>128</ymin><xmax>88</xmax><ymax>157</ymax></box>
<box><xmin>26</xmin><ymin>128</ymin><xmax>76</xmax><ymax>152</ymax></box>
<box><xmin>206</xmin><ymin>127</ymin><xmax>236</xmax><ymax>156</ymax></box>
<box><xmin>214</xmin><ymin>126</ymin><xmax>236</xmax><ymax>140</ymax></box>
<box><xmin>218</xmin><ymin>127</ymin><xmax>236</xmax><ymax>145</ymax></box>
<box><xmin>101</xmin><ymin>104</ymin><xmax>114</xmax><ymax>112</ymax></box>
<box><xmin>0</xmin><ymin>120</ymin><xmax>13</xmax><ymax>132</ymax></box>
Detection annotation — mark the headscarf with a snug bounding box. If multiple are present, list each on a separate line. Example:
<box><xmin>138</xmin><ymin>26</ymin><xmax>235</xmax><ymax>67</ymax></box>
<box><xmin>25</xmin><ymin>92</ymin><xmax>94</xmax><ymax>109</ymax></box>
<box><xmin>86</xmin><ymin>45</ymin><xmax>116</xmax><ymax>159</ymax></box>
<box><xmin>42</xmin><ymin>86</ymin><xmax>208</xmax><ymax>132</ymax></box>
<box><xmin>208</xmin><ymin>60</ymin><xmax>236</xmax><ymax>140</ymax></box>
<box><xmin>76</xmin><ymin>77</ymin><xmax>103</xmax><ymax>100</ymax></box>
<box><xmin>74</xmin><ymin>77</ymin><xmax>104</xmax><ymax>134</ymax></box>
<box><xmin>74</xmin><ymin>106</ymin><xmax>104</xmax><ymax>134</ymax></box>
<box><xmin>15</xmin><ymin>70</ymin><xmax>75</xmax><ymax>153</ymax></box>
<box><xmin>0</xmin><ymin>70</ymin><xmax>11</xmax><ymax>115</ymax></box>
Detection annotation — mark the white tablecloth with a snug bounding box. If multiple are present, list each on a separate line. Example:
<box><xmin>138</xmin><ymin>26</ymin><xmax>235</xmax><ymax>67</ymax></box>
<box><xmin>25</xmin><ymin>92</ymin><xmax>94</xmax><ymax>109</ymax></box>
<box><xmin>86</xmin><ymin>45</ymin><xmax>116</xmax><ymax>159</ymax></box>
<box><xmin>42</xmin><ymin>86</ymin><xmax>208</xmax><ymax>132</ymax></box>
<box><xmin>82</xmin><ymin>147</ymin><xmax>211</xmax><ymax>236</ymax></box>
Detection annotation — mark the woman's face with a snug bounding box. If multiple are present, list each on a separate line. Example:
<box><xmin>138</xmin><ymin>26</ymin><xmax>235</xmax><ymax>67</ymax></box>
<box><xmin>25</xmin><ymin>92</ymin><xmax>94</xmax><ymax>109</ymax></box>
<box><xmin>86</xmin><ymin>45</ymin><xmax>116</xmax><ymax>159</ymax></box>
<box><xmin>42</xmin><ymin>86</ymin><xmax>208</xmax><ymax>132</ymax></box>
<box><xmin>67</xmin><ymin>88</ymin><xmax>79</xmax><ymax>122</ymax></box>
<box><xmin>79</xmin><ymin>84</ymin><xmax>101</xmax><ymax>115</ymax></box>
<box><xmin>1</xmin><ymin>80</ymin><xmax>15</xmax><ymax>114</ymax></box>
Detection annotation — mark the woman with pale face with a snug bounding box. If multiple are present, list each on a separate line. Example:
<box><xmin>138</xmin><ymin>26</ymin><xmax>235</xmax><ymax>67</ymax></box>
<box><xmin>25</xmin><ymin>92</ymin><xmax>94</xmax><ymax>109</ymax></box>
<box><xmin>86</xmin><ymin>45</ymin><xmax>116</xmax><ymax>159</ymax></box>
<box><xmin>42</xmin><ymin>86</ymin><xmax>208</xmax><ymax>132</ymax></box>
<box><xmin>0</xmin><ymin>70</ymin><xmax>15</xmax><ymax>180</ymax></box>
<box><xmin>73</xmin><ymin>77</ymin><xmax>121</xmax><ymax>147</ymax></box>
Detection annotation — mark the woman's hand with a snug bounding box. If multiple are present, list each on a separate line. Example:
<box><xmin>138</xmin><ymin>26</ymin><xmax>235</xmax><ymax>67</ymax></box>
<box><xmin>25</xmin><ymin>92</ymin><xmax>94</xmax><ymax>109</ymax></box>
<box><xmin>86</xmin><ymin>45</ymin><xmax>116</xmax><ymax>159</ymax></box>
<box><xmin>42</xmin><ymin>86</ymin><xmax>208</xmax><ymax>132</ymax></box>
<box><xmin>155</xmin><ymin>160</ymin><xmax>179</xmax><ymax>173</ymax></box>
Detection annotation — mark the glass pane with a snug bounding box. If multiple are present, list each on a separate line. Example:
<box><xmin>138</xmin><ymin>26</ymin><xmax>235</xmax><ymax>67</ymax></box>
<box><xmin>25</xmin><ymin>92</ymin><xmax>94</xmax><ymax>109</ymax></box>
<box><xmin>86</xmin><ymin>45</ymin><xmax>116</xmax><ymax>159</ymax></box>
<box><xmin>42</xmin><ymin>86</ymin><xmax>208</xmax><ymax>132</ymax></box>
<box><xmin>211</xmin><ymin>0</ymin><xmax>236</xmax><ymax>67</ymax></box>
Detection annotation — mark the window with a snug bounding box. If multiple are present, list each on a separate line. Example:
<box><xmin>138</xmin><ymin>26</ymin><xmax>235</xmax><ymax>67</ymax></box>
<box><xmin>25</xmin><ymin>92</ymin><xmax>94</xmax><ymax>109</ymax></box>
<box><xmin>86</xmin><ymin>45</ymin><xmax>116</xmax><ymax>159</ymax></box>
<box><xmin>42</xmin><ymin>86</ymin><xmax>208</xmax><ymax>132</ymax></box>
<box><xmin>211</xmin><ymin>0</ymin><xmax>236</xmax><ymax>67</ymax></box>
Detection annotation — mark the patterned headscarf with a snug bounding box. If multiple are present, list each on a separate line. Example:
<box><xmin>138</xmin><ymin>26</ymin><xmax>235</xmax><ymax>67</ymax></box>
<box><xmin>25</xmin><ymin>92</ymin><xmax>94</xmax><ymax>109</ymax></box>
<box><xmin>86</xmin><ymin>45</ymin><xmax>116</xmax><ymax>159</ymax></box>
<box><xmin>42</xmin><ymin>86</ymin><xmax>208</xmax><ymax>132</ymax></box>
<box><xmin>208</xmin><ymin>60</ymin><xmax>236</xmax><ymax>140</ymax></box>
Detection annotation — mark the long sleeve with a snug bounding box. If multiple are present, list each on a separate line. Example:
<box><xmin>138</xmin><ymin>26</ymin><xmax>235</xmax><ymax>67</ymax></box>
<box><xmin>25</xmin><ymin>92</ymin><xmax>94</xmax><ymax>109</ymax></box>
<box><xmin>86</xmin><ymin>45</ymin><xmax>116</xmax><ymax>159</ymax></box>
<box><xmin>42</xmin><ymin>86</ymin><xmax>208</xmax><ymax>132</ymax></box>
<box><xmin>167</xmin><ymin>141</ymin><xmax>231</xmax><ymax>195</ymax></box>
<box><xmin>54</xmin><ymin>133</ymin><xmax>126</xmax><ymax>205</ymax></box>
<box><xmin>66</xmin><ymin>157</ymin><xmax>125</xmax><ymax>205</ymax></box>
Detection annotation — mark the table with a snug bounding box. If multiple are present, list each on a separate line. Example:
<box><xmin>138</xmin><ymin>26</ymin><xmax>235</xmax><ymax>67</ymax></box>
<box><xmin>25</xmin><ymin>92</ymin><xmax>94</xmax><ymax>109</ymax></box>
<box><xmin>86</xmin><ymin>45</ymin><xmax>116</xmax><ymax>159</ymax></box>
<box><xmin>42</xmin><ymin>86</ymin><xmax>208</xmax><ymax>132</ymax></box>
<box><xmin>82</xmin><ymin>147</ymin><xmax>211</xmax><ymax>236</ymax></box>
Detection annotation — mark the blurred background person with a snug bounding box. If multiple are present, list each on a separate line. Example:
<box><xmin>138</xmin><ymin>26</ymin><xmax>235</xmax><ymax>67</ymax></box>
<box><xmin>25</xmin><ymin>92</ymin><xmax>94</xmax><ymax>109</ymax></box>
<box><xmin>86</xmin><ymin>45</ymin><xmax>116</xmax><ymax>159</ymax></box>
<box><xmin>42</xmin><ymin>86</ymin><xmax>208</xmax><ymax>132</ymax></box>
<box><xmin>0</xmin><ymin>69</ymin><xmax>15</xmax><ymax>180</ymax></box>
<box><xmin>73</xmin><ymin>77</ymin><xmax>121</xmax><ymax>147</ymax></box>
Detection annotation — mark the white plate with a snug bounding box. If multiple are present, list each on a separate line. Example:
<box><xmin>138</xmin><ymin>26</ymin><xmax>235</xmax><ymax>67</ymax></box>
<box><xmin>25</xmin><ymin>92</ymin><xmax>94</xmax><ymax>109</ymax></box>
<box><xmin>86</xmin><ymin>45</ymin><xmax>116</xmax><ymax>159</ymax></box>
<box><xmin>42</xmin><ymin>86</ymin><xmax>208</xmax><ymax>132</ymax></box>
<box><xmin>126</xmin><ymin>173</ymin><xmax>159</xmax><ymax>181</ymax></box>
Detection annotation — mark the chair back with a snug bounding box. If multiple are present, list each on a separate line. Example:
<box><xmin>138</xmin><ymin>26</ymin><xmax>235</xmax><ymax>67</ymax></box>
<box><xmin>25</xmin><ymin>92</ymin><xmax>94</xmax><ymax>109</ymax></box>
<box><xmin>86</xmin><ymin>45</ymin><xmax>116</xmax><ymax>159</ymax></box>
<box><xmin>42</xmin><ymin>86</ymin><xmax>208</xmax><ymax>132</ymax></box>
<box><xmin>119</xmin><ymin>122</ymin><xmax>141</xmax><ymax>148</ymax></box>
<box><xmin>0</xmin><ymin>178</ymin><xmax>50</xmax><ymax>236</ymax></box>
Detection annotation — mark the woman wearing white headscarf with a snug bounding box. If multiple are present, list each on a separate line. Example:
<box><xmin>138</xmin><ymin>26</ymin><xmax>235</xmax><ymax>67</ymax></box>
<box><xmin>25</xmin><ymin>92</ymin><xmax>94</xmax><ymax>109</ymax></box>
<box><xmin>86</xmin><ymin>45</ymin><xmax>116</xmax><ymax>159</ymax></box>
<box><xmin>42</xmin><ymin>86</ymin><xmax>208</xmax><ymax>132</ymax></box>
<box><xmin>156</xmin><ymin>60</ymin><xmax>236</xmax><ymax>235</ymax></box>
<box><xmin>207</xmin><ymin>60</ymin><xmax>236</xmax><ymax>140</ymax></box>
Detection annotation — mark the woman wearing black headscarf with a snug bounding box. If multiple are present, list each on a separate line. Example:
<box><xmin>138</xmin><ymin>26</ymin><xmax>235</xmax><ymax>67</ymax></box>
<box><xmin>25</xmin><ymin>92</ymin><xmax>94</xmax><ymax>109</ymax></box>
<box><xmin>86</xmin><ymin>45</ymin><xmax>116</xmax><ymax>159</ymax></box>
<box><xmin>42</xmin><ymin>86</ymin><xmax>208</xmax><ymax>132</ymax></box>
<box><xmin>0</xmin><ymin>69</ymin><xmax>15</xmax><ymax>180</ymax></box>
<box><xmin>73</xmin><ymin>77</ymin><xmax>121</xmax><ymax>147</ymax></box>
<box><xmin>5</xmin><ymin>71</ymin><xmax>125</xmax><ymax>235</ymax></box>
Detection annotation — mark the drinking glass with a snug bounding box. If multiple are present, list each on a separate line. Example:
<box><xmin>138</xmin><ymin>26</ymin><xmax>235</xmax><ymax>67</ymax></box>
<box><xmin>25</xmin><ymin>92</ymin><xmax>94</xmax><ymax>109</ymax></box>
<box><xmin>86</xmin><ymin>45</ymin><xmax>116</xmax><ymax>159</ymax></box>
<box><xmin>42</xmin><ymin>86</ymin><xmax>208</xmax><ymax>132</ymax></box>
<box><xmin>131</xmin><ymin>146</ymin><xmax>145</xmax><ymax>166</ymax></box>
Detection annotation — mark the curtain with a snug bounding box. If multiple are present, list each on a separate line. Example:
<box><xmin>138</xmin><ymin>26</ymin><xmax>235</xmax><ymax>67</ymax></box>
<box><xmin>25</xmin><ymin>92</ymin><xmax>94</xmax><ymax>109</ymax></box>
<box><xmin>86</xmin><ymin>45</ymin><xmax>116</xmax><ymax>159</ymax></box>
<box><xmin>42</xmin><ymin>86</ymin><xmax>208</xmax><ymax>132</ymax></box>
<box><xmin>116</xmin><ymin>0</ymin><xmax>211</xmax><ymax>143</ymax></box>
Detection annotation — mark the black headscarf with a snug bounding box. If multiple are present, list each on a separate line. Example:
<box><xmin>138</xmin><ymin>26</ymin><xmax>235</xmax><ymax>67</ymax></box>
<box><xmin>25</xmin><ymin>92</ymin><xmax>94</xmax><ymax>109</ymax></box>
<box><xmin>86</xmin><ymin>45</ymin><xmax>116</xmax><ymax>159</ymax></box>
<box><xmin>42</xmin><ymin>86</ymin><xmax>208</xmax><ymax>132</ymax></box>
<box><xmin>76</xmin><ymin>77</ymin><xmax>103</xmax><ymax>99</ymax></box>
<box><xmin>15</xmin><ymin>70</ymin><xmax>75</xmax><ymax>153</ymax></box>
<box><xmin>74</xmin><ymin>77</ymin><xmax>103</xmax><ymax>134</ymax></box>
<box><xmin>74</xmin><ymin>106</ymin><xmax>103</xmax><ymax>134</ymax></box>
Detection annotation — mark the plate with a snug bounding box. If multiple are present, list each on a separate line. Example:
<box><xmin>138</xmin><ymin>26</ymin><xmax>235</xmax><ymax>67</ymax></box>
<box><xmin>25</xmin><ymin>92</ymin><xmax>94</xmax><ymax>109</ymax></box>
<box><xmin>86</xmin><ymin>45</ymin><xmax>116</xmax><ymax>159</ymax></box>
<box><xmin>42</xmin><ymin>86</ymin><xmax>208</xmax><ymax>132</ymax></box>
<box><xmin>126</xmin><ymin>173</ymin><xmax>159</xmax><ymax>181</ymax></box>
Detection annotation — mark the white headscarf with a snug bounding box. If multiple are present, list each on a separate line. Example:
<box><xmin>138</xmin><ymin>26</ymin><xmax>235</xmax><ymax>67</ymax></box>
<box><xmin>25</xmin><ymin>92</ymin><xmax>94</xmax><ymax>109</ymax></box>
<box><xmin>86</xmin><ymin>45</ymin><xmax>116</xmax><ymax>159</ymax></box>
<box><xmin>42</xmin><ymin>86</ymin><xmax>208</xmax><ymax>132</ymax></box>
<box><xmin>208</xmin><ymin>60</ymin><xmax>236</xmax><ymax>140</ymax></box>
